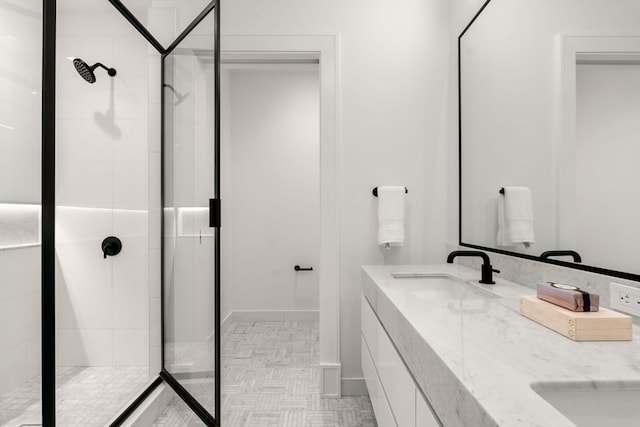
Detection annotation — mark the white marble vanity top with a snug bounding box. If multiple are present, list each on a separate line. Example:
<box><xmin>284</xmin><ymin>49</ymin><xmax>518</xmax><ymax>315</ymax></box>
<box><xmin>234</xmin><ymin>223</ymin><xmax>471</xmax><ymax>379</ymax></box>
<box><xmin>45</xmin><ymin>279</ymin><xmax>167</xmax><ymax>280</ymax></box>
<box><xmin>361</xmin><ymin>264</ymin><xmax>640</xmax><ymax>427</ymax></box>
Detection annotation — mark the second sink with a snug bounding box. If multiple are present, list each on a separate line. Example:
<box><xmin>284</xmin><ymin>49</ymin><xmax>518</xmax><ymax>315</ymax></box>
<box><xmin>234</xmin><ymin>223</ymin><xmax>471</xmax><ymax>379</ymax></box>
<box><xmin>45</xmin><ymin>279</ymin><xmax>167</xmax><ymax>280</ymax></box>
<box><xmin>531</xmin><ymin>381</ymin><xmax>640</xmax><ymax>427</ymax></box>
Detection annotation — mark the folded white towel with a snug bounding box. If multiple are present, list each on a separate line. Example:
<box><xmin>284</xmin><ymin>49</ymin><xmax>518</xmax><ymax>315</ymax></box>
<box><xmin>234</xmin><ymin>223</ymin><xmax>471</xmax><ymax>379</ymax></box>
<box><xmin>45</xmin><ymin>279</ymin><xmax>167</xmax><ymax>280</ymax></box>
<box><xmin>497</xmin><ymin>186</ymin><xmax>535</xmax><ymax>247</ymax></box>
<box><xmin>497</xmin><ymin>196</ymin><xmax>509</xmax><ymax>246</ymax></box>
<box><xmin>377</xmin><ymin>186</ymin><xmax>405</xmax><ymax>248</ymax></box>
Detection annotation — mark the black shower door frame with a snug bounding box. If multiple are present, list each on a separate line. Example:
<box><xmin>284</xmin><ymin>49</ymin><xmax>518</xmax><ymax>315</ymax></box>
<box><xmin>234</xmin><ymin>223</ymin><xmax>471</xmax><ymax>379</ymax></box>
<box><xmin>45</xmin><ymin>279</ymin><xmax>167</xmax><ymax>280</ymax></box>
<box><xmin>40</xmin><ymin>1</ymin><xmax>221</xmax><ymax>426</ymax></box>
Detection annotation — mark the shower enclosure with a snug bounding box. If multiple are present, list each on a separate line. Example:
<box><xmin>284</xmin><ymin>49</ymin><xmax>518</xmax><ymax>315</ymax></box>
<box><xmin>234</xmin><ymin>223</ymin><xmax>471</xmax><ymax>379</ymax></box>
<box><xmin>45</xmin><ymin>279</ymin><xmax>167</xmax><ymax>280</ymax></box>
<box><xmin>0</xmin><ymin>0</ymin><xmax>220</xmax><ymax>426</ymax></box>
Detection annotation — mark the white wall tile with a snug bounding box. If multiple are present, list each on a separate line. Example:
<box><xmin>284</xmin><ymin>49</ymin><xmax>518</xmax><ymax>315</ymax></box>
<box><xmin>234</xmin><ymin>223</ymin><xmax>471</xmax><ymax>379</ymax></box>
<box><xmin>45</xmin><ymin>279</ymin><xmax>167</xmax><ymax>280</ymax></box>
<box><xmin>56</xmin><ymin>119</ymin><xmax>114</xmax><ymax>163</ymax></box>
<box><xmin>149</xmin><ymin>153</ymin><xmax>161</xmax><ymax>202</ymax></box>
<box><xmin>56</xmin><ymin>286</ymin><xmax>113</xmax><ymax>329</ymax></box>
<box><xmin>149</xmin><ymin>345</ymin><xmax>162</xmax><ymax>375</ymax></box>
<box><xmin>150</xmin><ymin>297</ymin><xmax>161</xmax><ymax>346</ymax></box>
<box><xmin>0</xmin><ymin>247</ymin><xmax>40</xmax><ymax>301</ymax></box>
<box><xmin>53</xmin><ymin>0</ymin><xmax>153</xmax><ymax>372</ymax></box>
<box><xmin>148</xmin><ymin>206</ymin><xmax>161</xmax><ymax>250</ymax></box>
<box><xmin>113</xmin><ymin>208</ymin><xmax>148</xmax><ymax>238</ymax></box>
<box><xmin>113</xmin><ymin>329</ymin><xmax>148</xmax><ymax>366</ymax></box>
<box><xmin>56</xmin><ymin>35</ymin><xmax>113</xmax><ymax>72</ymax></box>
<box><xmin>56</xmin><ymin>76</ymin><xmax>115</xmax><ymax>121</ymax></box>
<box><xmin>0</xmin><ymin>342</ymin><xmax>29</xmax><ymax>394</ymax></box>
<box><xmin>113</xmin><ymin>160</ymin><xmax>148</xmax><ymax>204</ymax></box>
<box><xmin>0</xmin><ymin>297</ymin><xmax>28</xmax><ymax>350</ymax></box>
<box><xmin>113</xmin><ymin>286</ymin><xmax>148</xmax><ymax>330</ymax></box>
<box><xmin>149</xmin><ymin>248</ymin><xmax>161</xmax><ymax>297</ymax></box>
<box><xmin>112</xmin><ymin>236</ymin><xmax>148</xmax><ymax>287</ymax></box>
<box><xmin>148</xmin><ymin>55</ymin><xmax>162</xmax><ymax>105</ymax></box>
<box><xmin>113</xmin><ymin>36</ymin><xmax>149</xmax><ymax>79</ymax></box>
<box><xmin>26</xmin><ymin>336</ymin><xmax>41</xmax><ymax>380</ymax></box>
<box><xmin>55</xmin><ymin>242</ymin><xmax>113</xmax><ymax>287</ymax></box>
<box><xmin>25</xmin><ymin>291</ymin><xmax>41</xmax><ymax>340</ymax></box>
<box><xmin>113</xmin><ymin>78</ymin><xmax>150</xmax><ymax>121</ymax></box>
<box><xmin>57</xmin><ymin>2</ymin><xmax>136</xmax><ymax>37</ymax></box>
<box><xmin>113</xmin><ymin>119</ymin><xmax>149</xmax><ymax>162</ymax></box>
<box><xmin>56</xmin><ymin>328</ymin><xmax>113</xmax><ymax>366</ymax></box>
<box><xmin>56</xmin><ymin>160</ymin><xmax>113</xmax><ymax>208</ymax></box>
<box><xmin>148</xmin><ymin>103</ymin><xmax>161</xmax><ymax>153</ymax></box>
<box><xmin>55</xmin><ymin>206</ymin><xmax>112</xmax><ymax>244</ymax></box>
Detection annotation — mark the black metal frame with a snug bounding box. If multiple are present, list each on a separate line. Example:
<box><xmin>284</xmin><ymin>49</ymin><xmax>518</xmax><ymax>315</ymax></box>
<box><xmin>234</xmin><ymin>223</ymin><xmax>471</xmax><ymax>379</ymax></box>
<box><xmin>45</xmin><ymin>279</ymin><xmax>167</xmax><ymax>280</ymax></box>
<box><xmin>158</xmin><ymin>1</ymin><xmax>219</xmax><ymax>425</ymax></box>
<box><xmin>36</xmin><ymin>0</ymin><xmax>220</xmax><ymax>425</ymax></box>
<box><xmin>457</xmin><ymin>0</ymin><xmax>640</xmax><ymax>283</ymax></box>
<box><xmin>42</xmin><ymin>0</ymin><xmax>57</xmax><ymax>425</ymax></box>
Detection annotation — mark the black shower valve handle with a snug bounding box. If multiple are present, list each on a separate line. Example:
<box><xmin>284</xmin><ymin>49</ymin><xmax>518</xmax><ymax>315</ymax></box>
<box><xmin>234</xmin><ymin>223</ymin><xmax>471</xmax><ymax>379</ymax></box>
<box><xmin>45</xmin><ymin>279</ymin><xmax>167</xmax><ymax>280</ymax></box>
<box><xmin>101</xmin><ymin>236</ymin><xmax>122</xmax><ymax>259</ymax></box>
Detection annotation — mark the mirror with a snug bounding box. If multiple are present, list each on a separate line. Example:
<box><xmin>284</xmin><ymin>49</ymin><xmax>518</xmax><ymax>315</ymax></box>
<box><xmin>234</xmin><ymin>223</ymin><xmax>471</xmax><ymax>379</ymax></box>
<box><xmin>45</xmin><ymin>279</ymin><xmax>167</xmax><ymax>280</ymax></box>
<box><xmin>459</xmin><ymin>0</ymin><xmax>640</xmax><ymax>280</ymax></box>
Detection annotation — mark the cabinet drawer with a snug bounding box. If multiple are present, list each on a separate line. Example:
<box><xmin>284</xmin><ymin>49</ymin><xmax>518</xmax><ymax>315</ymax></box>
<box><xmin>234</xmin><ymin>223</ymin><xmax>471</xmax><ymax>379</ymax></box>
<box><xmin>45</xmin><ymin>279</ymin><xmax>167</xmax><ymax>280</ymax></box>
<box><xmin>416</xmin><ymin>388</ymin><xmax>440</xmax><ymax>427</ymax></box>
<box><xmin>362</xmin><ymin>297</ymin><xmax>416</xmax><ymax>427</ymax></box>
<box><xmin>362</xmin><ymin>335</ymin><xmax>397</xmax><ymax>427</ymax></box>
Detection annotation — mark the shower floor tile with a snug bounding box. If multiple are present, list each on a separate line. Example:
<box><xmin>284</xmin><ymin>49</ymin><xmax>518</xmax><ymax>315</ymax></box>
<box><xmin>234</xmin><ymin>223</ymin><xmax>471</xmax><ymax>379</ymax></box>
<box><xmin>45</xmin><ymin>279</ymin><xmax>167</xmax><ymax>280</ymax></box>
<box><xmin>152</xmin><ymin>321</ymin><xmax>377</xmax><ymax>427</ymax></box>
<box><xmin>0</xmin><ymin>366</ymin><xmax>149</xmax><ymax>427</ymax></box>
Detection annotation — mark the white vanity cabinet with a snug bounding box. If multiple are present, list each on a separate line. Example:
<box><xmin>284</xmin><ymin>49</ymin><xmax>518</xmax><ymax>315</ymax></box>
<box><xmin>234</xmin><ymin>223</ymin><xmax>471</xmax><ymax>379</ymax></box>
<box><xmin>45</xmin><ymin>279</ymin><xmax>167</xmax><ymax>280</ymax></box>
<box><xmin>361</xmin><ymin>296</ymin><xmax>440</xmax><ymax>427</ymax></box>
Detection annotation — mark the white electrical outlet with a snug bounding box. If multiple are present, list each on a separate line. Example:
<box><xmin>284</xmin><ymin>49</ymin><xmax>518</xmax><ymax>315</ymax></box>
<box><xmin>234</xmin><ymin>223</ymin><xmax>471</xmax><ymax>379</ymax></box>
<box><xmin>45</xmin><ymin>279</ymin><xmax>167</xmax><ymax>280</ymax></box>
<box><xmin>610</xmin><ymin>282</ymin><xmax>640</xmax><ymax>316</ymax></box>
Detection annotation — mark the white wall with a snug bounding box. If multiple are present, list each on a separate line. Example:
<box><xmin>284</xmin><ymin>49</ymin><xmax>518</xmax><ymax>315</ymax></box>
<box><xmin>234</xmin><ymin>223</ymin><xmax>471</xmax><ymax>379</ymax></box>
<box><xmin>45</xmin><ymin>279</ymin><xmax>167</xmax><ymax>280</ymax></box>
<box><xmin>221</xmin><ymin>66</ymin><xmax>320</xmax><ymax>318</ymax></box>
<box><xmin>54</xmin><ymin>0</ymin><xmax>151</xmax><ymax>368</ymax></box>
<box><xmin>0</xmin><ymin>0</ymin><xmax>42</xmax><ymax>396</ymax></box>
<box><xmin>575</xmin><ymin>64</ymin><xmax>640</xmax><ymax>273</ymax></box>
<box><xmin>222</xmin><ymin>0</ymin><xmax>451</xmax><ymax>390</ymax></box>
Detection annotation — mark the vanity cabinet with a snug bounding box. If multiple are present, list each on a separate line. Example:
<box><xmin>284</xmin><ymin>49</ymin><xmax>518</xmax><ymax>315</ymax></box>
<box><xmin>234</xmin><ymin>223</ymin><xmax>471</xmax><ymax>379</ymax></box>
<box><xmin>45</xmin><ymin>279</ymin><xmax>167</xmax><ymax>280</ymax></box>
<box><xmin>361</xmin><ymin>296</ymin><xmax>440</xmax><ymax>427</ymax></box>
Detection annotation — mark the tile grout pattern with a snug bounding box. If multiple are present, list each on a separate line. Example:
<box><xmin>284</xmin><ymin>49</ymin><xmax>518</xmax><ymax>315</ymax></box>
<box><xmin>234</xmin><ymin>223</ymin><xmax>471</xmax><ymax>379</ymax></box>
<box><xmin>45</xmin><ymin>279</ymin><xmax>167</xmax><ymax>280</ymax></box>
<box><xmin>152</xmin><ymin>321</ymin><xmax>377</xmax><ymax>427</ymax></box>
<box><xmin>0</xmin><ymin>366</ymin><xmax>149</xmax><ymax>427</ymax></box>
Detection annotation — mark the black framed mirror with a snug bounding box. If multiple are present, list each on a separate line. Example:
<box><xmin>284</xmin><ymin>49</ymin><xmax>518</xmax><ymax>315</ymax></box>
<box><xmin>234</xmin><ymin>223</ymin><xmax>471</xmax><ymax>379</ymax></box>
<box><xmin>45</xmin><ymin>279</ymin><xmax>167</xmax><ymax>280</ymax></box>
<box><xmin>459</xmin><ymin>0</ymin><xmax>640</xmax><ymax>282</ymax></box>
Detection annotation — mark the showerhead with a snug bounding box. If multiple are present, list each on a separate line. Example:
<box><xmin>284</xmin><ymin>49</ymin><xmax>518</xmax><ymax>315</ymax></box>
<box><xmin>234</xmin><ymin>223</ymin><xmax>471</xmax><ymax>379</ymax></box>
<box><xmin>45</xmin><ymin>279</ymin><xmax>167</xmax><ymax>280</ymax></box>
<box><xmin>163</xmin><ymin>83</ymin><xmax>190</xmax><ymax>106</ymax></box>
<box><xmin>73</xmin><ymin>58</ymin><xmax>117</xmax><ymax>84</ymax></box>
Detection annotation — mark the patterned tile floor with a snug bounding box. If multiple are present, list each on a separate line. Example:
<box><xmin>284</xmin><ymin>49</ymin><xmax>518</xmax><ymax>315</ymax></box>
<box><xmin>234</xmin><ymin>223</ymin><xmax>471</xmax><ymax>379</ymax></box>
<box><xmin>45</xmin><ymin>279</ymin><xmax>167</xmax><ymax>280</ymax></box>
<box><xmin>152</xmin><ymin>321</ymin><xmax>377</xmax><ymax>427</ymax></box>
<box><xmin>0</xmin><ymin>366</ymin><xmax>149</xmax><ymax>427</ymax></box>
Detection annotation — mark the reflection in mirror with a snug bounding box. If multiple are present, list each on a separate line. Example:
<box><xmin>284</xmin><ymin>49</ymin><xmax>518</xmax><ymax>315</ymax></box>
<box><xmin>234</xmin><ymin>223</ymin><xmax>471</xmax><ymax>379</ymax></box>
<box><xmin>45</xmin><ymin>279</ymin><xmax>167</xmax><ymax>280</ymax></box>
<box><xmin>459</xmin><ymin>0</ymin><xmax>640</xmax><ymax>278</ymax></box>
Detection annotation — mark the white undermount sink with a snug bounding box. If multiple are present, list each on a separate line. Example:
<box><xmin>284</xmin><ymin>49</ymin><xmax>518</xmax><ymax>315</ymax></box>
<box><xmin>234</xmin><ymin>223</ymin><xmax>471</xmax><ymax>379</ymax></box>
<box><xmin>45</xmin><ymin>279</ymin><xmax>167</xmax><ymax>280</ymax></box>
<box><xmin>390</xmin><ymin>272</ymin><xmax>499</xmax><ymax>303</ymax></box>
<box><xmin>531</xmin><ymin>381</ymin><xmax>640</xmax><ymax>427</ymax></box>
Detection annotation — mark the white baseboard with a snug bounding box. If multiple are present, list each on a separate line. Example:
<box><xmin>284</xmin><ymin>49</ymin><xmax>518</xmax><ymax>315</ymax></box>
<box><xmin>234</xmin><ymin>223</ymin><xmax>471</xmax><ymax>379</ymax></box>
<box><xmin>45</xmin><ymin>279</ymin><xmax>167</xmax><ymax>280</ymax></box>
<box><xmin>230</xmin><ymin>310</ymin><xmax>319</xmax><ymax>323</ymax></box>
<box><xmin>320</xmin><ymin>362</ymin><xmax>342</xmax><ymax>397</ymax></box>
<box><xmin>341</xmin><ymin>377</ymin><xmax>368</xmax><ymax>396</ymax></box>
<box><xmin>221</xmin><ymin>311</ymin><xmax>233</xmax><ymax>334</ymax></box>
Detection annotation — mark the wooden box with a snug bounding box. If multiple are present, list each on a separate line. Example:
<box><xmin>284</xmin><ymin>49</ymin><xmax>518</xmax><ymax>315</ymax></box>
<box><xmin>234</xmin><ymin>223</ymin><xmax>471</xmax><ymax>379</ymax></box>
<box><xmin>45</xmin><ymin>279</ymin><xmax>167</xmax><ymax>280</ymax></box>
<box><xmin>519</xmin><ymin>295</ymin><xmax>632</xmax><ymax>341</ymax></box>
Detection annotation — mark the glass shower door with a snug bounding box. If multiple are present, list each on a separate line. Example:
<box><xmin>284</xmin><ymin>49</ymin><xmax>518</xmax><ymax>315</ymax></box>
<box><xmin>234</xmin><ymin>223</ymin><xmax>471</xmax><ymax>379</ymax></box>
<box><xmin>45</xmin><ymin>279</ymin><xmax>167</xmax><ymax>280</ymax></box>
<box><xmin>0</xmin><ymin>1</ymin><xmax>42</xmax><ymax>425</ymax></box>
<box><xmin>162</xmin><ymin>7</ymin><xmax>218</xmax><ymax>423</ymax></box>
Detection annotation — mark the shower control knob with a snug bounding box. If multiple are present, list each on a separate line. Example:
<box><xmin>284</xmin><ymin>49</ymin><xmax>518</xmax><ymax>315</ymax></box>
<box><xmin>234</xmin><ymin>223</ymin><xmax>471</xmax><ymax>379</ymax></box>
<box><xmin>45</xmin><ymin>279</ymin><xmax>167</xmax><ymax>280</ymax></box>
<box><xmin>102</xmin><ymin>236</ymin><xmax>122</xmax><ymax>259</ymax></box>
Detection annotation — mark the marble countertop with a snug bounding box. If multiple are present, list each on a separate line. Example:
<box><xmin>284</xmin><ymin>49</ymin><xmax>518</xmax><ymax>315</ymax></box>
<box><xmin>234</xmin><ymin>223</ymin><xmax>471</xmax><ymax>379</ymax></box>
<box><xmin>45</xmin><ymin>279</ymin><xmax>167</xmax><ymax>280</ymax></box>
<box><xmin>361</xmin><ymin>264</ymin><xmax>640</xmax><ymax>427</ymax></box>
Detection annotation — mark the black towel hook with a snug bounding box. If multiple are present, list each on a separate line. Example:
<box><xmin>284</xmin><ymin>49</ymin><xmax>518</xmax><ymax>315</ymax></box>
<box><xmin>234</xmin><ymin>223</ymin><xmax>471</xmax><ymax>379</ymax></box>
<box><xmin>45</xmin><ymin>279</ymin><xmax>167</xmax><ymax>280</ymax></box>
<box><xmin>499</xmin><ymin>187</ymin><xmax>505</xmax><ymax>194</ymax></box>
<box><xmin>372</xmin><ymin>187</ymin><xmax>408</xmax><ymax>197</ymax></box>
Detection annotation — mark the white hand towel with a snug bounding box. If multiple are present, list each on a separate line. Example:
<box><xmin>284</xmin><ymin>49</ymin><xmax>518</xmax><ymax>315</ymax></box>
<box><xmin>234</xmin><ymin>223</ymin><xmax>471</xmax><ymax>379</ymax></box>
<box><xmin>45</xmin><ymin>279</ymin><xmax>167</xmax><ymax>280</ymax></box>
<box><xmin>377</xmin><ymin>186</ymin><xmax>405</xmax><ymax>247</ymax></box>
<box><xmin>498</xmin><ymin>186</ymin><xmax>535</xmax><ymax>247</ymax></box>
<box><xmin>496</xmin><ymin>195</ymin><xmax>509</xmax><ymax>246</ymax></box>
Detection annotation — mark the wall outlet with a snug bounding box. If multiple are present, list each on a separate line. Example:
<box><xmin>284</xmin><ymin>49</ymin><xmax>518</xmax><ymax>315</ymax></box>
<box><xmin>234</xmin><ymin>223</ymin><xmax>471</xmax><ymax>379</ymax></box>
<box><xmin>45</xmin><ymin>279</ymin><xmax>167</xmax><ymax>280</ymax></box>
<box><xmin>610</xmin><ymin>282</ymin><xmax>640</xmax><ymax>316</ymax></box>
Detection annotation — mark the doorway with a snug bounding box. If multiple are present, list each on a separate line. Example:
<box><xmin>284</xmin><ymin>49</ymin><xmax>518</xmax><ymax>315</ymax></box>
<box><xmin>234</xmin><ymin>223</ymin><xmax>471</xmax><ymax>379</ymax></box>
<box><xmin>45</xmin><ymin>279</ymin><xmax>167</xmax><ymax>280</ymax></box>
<box><xmin>220</xmin><ymin>55</ymin><xmax>321</xmax><ymax>324</ymax></box>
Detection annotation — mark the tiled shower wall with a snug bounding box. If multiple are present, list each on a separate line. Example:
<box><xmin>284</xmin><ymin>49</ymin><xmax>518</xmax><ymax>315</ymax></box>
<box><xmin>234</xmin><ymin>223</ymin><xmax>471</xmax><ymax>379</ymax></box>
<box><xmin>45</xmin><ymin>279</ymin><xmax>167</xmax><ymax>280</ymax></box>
<box><xmin>0</xmin><ymin>0</ymin><xmax>42</xmax><ymax>395</ymax></box>
<box><xmin>54</xmin><ymin>1</ymin><xmax>150</xmax><ymax>368</ymax></box>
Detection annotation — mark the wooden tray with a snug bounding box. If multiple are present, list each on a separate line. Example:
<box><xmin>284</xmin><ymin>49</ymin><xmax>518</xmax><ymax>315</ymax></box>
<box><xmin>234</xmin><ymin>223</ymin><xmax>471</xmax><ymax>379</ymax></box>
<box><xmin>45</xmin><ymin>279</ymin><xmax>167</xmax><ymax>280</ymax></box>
<box><xmin>519</xmin><ymin>295</ymin><xmax>632</xmax><ymax>341</ymax></box>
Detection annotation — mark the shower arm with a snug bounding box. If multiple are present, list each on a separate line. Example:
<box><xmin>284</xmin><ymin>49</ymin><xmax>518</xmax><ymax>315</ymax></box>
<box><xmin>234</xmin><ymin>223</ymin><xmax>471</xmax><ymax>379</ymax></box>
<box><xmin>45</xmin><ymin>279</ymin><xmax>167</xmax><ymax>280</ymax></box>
<box><xmin>91</xmin><ymin>62</ymin><xmax>117</xmax><ymax>76</ymax></box>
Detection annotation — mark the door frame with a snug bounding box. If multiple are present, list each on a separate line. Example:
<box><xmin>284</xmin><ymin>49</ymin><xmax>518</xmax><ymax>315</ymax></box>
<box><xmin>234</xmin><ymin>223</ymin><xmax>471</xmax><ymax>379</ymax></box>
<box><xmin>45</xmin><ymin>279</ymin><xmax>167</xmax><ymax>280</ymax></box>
<box><xmin>221</xmin><ymin>34</ymin><xmax>341</xmax><ymax>397</ymax></box>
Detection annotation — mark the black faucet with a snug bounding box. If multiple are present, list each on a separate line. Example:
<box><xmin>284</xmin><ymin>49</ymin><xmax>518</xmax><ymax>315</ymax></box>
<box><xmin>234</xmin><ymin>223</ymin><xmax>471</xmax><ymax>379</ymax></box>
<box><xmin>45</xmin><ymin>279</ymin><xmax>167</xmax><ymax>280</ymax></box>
<box><xmin>540</xmin><ymin>250</ymin><xmax>582</xmax><ymax>263</ymax></box>
<box><xmin>447</xmin><ymin>250</ymin><xmax>499</xmax><ymax>284</ymax></box>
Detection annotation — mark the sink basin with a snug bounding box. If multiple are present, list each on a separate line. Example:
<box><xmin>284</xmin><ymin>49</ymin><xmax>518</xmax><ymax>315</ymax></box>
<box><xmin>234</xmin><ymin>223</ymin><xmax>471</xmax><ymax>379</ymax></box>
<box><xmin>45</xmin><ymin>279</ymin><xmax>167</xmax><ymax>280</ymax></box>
<box><xmin>391</xmin><ymin>273</ymin><xmax>499</xmax><ymax>302</ymax></box>
<box><xmin>531</xmin><ymin>381</ymin><xmax>640</xmax><ymax>427</ymax></box>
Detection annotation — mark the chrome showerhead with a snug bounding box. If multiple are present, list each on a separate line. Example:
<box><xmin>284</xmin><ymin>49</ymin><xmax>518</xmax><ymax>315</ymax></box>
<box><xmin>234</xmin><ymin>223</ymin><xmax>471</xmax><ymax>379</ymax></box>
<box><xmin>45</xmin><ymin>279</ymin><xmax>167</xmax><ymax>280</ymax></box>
<box><xmin>73</xmin><ymin>58</ymin><xmax>117</xmax><ymax>84</ymax></box>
